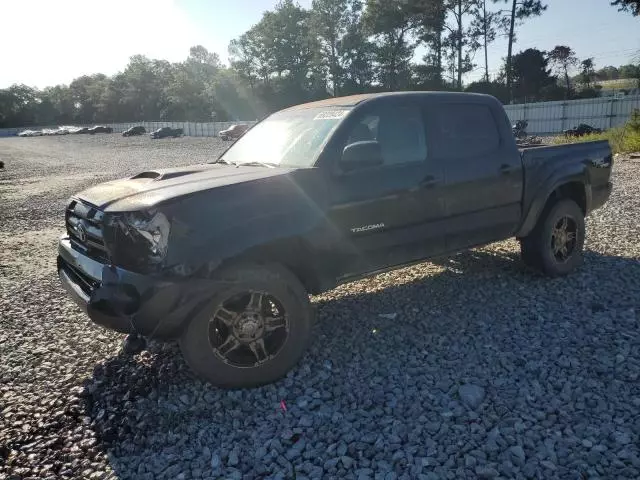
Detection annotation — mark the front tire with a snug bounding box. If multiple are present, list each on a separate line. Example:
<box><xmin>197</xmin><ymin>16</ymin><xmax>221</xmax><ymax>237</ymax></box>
<box><xmin>179</xmin><ymin>263</ymin><xmax>313</xmax><ymax>388</ymax></box>
<box><xmin>520</xmin><ymin>199</ymin><xmax>585</xmax><ymax>277</ymax></box>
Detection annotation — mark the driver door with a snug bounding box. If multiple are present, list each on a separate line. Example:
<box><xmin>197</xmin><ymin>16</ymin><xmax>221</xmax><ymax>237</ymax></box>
<box><xmin>325</xmin><ymin>102</ymin><xmax>446</xmax><ymax>279</ymax></box>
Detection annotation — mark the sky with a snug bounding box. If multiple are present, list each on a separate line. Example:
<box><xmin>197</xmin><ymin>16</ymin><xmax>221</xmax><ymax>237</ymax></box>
<box><xmin>1</xmin><ymin>0</ymin><xmax>639</xmax><ymax>89</ymax></box>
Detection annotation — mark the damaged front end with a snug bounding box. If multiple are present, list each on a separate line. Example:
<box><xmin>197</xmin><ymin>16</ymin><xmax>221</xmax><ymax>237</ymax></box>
<box><xmin>58</xmin><ymin>202</ymin><xmax>212</xmax><ymax>339</ymax></box>
<box><xmin>104</xmin><ymin>210</ymin><xmax>172</xmax><ymax>272</ymax></box>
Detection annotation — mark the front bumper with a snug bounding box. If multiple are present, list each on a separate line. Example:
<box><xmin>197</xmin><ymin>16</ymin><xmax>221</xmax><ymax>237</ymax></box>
<box><xmin>57</xmin><ymin>236</ymin><xmax>212</xmax><ymax>339</ymax></box>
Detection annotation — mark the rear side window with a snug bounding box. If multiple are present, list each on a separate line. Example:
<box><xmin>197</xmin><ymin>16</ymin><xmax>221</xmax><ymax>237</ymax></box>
<box><xmin>431</xmin><ymin>104</ymin><xmax>500</xmax><ymax>158</ymax></box>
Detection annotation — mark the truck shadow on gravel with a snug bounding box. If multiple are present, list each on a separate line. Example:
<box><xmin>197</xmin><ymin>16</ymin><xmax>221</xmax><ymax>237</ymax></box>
<box><xmin>79</xmin><ymin>248</ymin><xmax>640</xmax><ymax>479</ymax></box>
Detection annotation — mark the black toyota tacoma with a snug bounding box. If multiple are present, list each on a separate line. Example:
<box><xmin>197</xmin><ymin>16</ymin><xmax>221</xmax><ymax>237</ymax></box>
<box><xmin>150</xmin><ymin>127</ymin><xmax>184</xmax><ymax>139</ymax></box>
<box><xmin>58</xmin><ymin>92</ymin><xmax>613</xmax><ymax>387</ymax></box>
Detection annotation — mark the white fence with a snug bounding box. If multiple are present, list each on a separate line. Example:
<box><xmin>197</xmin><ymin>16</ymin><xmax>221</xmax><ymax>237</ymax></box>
<box><xmin>0</xmin><ymin>121</ymin><xmax>257</xmax><ymax>138</ymax></box>
<box><xmin>504</xmin><ymin>95</ymin><xmax>640</xmax><ymax>135</ymax></box>
<box><xmin>2</xmin><ymin>94</ymin><xmax>640</xmax><ymax>137</ymax></box>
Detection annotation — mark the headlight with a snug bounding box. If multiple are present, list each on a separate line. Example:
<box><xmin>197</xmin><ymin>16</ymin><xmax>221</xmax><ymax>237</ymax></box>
<box><xmin>119</xmin><ymin>210</ymin><xmax>171</xmax><ymax>263</ymax></box>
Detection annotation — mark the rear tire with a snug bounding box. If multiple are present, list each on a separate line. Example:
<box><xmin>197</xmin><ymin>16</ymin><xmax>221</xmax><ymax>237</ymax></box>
<box><xmin>520</xmin><ymin>199</ymin><xmax>585</xmax><ymax>277</ymax></box>
<box><xmin>179</xmin><ymin>263</ymin><xmax>313</xmax><ymax>388</ymax></box>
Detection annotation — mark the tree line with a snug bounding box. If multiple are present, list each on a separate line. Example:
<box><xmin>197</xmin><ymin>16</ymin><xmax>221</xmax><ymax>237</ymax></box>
<box><xmin>1</xmin><ymin>0</ymin><xmax>638</xmax><ymax>129</ymax></box>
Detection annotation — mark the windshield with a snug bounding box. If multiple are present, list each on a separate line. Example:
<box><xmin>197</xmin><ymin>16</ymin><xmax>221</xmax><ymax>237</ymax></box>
<box><xmin>220</xmin><ymin>107</ymin><xmax>351</xmax><ymax>167</ymax></box>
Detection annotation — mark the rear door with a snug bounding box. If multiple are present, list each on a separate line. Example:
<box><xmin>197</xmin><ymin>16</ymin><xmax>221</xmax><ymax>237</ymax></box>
<box><xmin>427</xmin><ymin>101</ymin><xmax>523</xmax><ymax>250</ymax></box>
<box><xmin>325</xmin><ymin>101</ymin><xmax>446</xmax><ymax>278</ymax></box>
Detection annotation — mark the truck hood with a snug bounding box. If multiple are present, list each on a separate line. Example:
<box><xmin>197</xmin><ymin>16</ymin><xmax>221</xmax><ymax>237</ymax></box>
<box><xmin>76</xmin><ymin>163</ymin><xmax>295</xmax><ymax>212</ymax></box>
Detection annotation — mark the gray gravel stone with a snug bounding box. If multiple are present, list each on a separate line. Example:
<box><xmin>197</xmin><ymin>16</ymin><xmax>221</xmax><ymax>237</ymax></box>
<box><xmin>299</xmin><ymin>415</ymin><xmax>314</xmax><ymax>427</ymax></box>
<box><xmin>458</xmin><ymin>384</ymin><xmax>485</xmax><ymax>409</ymax></box>
<box><xmin>613</xmin><ymin>431</ymin><xmax>632</xmax><ymax>445</ymax></box>
<box><xmin>1</xmin><ymin>141</ymin><xmax>640</xmax><ymax>480</ymax></box>
<box><xmin>341</xmin><ymin>456</ymin><xmax>354</xmax><ymax>468</ymax></box>
<box><xmin>522</xmin><ymin>460</ymin><xmax>538</xmax><ymax>478</ymax></box>
<box><xmin>509</xmin><ymin>445</ymin><xmax>526</xmax><ymax>466</ymax></box>
<box><xmin>475</xmin><ymin>466</ymin><xmax>499</xmax><ymax>478</ymax></box>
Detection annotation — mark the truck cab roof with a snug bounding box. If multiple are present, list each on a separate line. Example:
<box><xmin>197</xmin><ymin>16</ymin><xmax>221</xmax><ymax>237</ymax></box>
<box><xmin>282</xmin><ymin>91</ymin><xmax>497</xmax><ymax>111</ymax></box>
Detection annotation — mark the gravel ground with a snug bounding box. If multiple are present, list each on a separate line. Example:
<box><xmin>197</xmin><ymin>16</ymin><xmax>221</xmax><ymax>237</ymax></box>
<box><xmin>1</xmin><ymin>136</ymin><xmax>639</xmax><ymax>480</ymax></box>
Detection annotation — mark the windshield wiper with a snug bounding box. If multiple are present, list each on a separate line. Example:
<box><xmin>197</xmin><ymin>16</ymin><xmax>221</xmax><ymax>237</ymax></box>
<box><xmin>212</xmin><ymin>159</ymin><xmax>277</xmax><ymax>168</ymax></box>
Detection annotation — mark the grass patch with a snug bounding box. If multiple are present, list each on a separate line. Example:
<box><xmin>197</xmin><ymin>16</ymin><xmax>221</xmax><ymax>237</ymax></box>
<box><xmin>595</xmin><ymin>78</ymin><xmax>639</xmax><ymax>90</ymax></box>
<box><xmin>553</xmin><ymin>110</ymin><xmax>640</xmax><ymax>154</ymax></box>
<box><xmin>553</xmin><ymin>128</ymin><xmax>640</xmax><ymax>154</ymax></box>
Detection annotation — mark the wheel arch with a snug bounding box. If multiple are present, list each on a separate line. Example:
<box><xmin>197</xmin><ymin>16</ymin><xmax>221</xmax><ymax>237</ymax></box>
<box><xmin>214</xmin><ymin>237</ymin><xmax>328</xmax><ymax>295</ymax></box>
<box><xmin>517</xmin><ymin>175</ymin><xmax>590</xmax><ymax>238</ymax></box>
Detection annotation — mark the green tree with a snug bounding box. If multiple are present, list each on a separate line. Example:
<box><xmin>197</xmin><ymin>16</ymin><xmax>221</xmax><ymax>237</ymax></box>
<box><xmin>548</xmin><ymin>45</ymin><xmax>579</xmax><ymax>99</ymax></box>
<box><xmin>229</xmin><ymin>29</ymin><xmax>273</xmax><ymax>88</ymax></box>
<box><xmin>362</xmin><ymin>0</ymin><xmax>423</xmax><ymax>90</ymax></box>
<box><xmin>0</xmin><ymin>85</ymin><xmax>40</xmax><ymax>128</ymax></box>
<box><xmin>229</xmin><ymin>0</ymin><xmax>321</xmax><ymax>109</ymax></box>
<box><xmin>442</xmin><ymin>0</ymin><xmax>482</xmax><ymax>89</ymax></box>
<box><xmin>505</xmin><ymin>48</ymin><xmax>557</xmax><ymax>102</ymax></box>
<box><xmin>579</xmin><ymin>58</ymin><xmax>596</xmax><ymax>88</ymax></box>
<box><xmin>40</xmin><ymin>85</ymin><xmax>75</xmax><ymax>124</ymax></box>
<box><xmin>2</xmin><ymin>46</ymin><xmax>260</xmax><ymax>128</ymax></box>
<box><xmin>611</xmin><ymin>0</ymin><xmax>640</xmax><ymax>15</ymax></box>
<box><xmin>261</xmin><ymin>0</ymin><xmax>314</xmax><ymax>89</ymax></box>
<box><xmin>471</xmin><ymin>0</ymin><xmax>509</xmax><ymax>82</ymax></box>
<box><xmin>310</xmin><ymin>0</ymin><xmax>362</xmax><ymax>95</ymax></box>
<box><xmin>416</xmin><ymin>0</ymin><xmax>447</xmax><ymax>85</ymax></box>
<box><xmin>188</xmin><ymin>45</ymin><xmax>222</xmax><ymax>67</ymax></box>
<box><xmin>595</xmin><ymin>66</ymin><xmax>619</xmax><ymax>81</ymax></box>
<box><xmin>465</xmin><ymin>79</ymin><xmax>509</xmax><ymax>102</ymax></box>
<box><xmin>209</xmin><ymin>69</ymin><xmax>264</xmax><ymax>120</ymax></box>
<box><xmin>117</xmin><ymin>56</ymin><xmax>170</xmax><ymax>120</ymax></box>
<box><xmin>619</xmin><ymin>63</ymin><xmax>640</xmax><ymax>79</ymax></box>
<box><xmin>164</xmin><ymin>45</ymin><xmax>224</xmax><ymax>121</ymax></box>
<box><xmin>494</xmin><ymin>0</ymin><xmax>547</xmax><ymax>102</ymax></box>
<box><xmin>339</xmin><ymin>18</ymin><xmax>376</xmax><ymax>93</ymax></box>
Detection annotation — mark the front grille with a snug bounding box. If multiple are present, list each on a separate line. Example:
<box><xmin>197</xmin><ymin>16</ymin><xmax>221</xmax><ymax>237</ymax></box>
<box><xmin>66</xmin><ymin>200</ymin><xmax>109</xmax><ymax>263</ymax></box>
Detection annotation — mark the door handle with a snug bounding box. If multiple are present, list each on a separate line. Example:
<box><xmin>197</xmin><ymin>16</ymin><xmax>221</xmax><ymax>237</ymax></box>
<box><xmin>499</xmin><ymin>164</ymin><xmax>513</xmax><ymax>175</ymax></box>
<box><xmin>420</xmin><ymin>175</ymin><xmax>440</xmax><ymax>188</ymax></box>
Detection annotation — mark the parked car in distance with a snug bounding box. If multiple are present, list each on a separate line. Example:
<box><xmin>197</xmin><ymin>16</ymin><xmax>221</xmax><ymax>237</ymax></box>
<box><xmin>564</xmin><ymin>124</ymin><xmax>603</xmax><ymax>138</ymax></box>
<box><xmin>219</xmin><ymin>124</ymin><xmax>249</xmax><ymax>141</ymax></box>
<box><xmin>88</xmin><ymin>126</ymin><xmax>113</xmax><ymax>134</ymax></box>
<box><xmin>42</xmin><ymin>127</ymin><xmax>69</xmax><ymax>136</ymax></box>
<box><xmin>18</xmin><ymin>129</ymin><xmax>43</xmax><ymax>137</ymax></box>
<box><xmin>150</xmin><ymin>127</ymin><xmax>184</xmax><ymax>139</ymax></box>
<box><xmin>58</xmin><ymin>92</ymin><xmax>613</xmax><ymax>388</ymax></box>
<box><xmin>122</xmin><ymin>126</ymin><xmax>146</xmax><ymax>137</ymax></box>
<box><xmin>62</xmin><ymin>126</ymin><xmax>82</xmax><ymax>134</ymax></box>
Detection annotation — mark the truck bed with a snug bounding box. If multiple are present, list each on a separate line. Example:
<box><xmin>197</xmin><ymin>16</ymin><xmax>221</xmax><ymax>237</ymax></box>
<box><xmin>518</xmin><ymin>140</ymin><xmax>613</xmax><ymax>229</ymax></box>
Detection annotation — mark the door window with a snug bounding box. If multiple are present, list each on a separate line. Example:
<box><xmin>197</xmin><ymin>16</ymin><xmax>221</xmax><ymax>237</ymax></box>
<box><xmin>344</xmin><ymin>105</ymin><xmax>427</xmax><ymax>166</ymax></box>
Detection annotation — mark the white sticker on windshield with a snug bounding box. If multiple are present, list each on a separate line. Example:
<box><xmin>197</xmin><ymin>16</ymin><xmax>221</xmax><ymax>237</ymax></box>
<box><xmin>314</xmin><ymin>110</ymin><xmax>349</xmax><ymax>120</ymax></box>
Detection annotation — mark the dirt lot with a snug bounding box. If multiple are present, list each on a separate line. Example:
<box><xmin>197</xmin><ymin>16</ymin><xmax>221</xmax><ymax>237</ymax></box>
<box><xmin>1</xmin><ymin>135</ymin><xmax>640</xmax><ymax>480</ymax></box>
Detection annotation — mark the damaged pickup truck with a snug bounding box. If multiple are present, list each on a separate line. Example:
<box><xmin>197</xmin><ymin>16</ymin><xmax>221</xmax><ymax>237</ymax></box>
<box><xmin>58</xmin><ymin>92</ymin><xmax>613</xmax><ymax>388</ymax></box>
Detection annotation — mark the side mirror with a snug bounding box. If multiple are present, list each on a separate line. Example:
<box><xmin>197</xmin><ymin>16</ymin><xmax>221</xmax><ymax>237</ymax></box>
<box><xmin>339</xmin><ymin>141</ymin><xmax>384</xmax><ymax>172</ymax></box>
